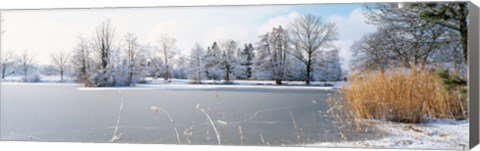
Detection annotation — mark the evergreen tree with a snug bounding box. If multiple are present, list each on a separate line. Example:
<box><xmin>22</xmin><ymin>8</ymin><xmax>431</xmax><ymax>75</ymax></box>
<box><xmin>204</xmin><ymin>42</ymin><xmax>222</xmax><ymax>80</ymax></box>
<box><xmin>238</xmin><ymin>43</ymin><xmax>255</xmax><ymax>80</ymax></box>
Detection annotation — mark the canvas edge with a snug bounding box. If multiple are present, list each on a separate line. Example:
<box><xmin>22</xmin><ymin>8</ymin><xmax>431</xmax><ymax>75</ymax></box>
<box><xmin>469</xmin><ymin>1</ymin><xmax>480</xmax><ymax>150</ymax></box>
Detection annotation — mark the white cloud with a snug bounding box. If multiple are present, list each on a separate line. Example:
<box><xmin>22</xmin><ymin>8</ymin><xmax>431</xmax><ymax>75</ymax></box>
<box><xmin>256</xmin><ymin>11</ymin><xmax>300</xmax><ymax>35</ymax></box>
<box><xmin>328</xmin><ymin>8</ymin><xmax>376</xmax><ymax>70</ymax></box>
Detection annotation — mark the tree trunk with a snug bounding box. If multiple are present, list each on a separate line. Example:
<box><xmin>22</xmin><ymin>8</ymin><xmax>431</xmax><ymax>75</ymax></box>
<box><xmin>459</xmin><ymin>4</ymin><xmax>468</xmax><ymax>64</ymax></box>
<box><xmin>225</xmin><ymin>64</ymin><xmax>230</xmax><ymax>82</ymax></box>
<box><xmin>275</xmin><ymin>79</ymin><xmax>282</xmax><ymax>85</ymax></box>
<box><xmin>306</xmin><ymin>60</ymin><xmax>311</xmax><ymax>85</ymax></box>
<box><xmin>128</xmin><ymin>65</ymin><xmax>134</xmax><ymax>86</ymax></box>
<box><xmin>247</xmin><ymin>67</ymin><xmax>251</xmax><ymax>79</ymax></box>
<box><xmin>24</xmin><ymin>68</ymin><xmax>27</xmax><ymax>82</ymax></box>
<box><xmin>164</xmin><ymin>65</ymin><xmax>169</xmax><ymax>81</ymax></box>
<box><xmin>2</xmin><ymin>64</ymin><xmax>6</xmax><ymax>79</ymax></box>
<box><xmin>164</xmin><ymin>54</ymin><xmax>169</xmax><ymax>81</ymax></box>
<box><xmin>197</xmin><ymin>70</ymin><xmax>201</xmax><ymax>83</ymax></box>
<box><xmin>60</xmin><ymin>69</ymin><xmax>64</xmax><ymax>82</ymax></box>
<box><xmin>196</xmin><ymin>58</ymin><xmax>201</xmax><ymax>83</ymax></box>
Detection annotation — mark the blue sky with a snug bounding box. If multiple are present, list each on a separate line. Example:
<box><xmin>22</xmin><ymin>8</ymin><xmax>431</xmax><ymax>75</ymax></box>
<box><xmin>1</xmin><ymin>3</ymin><xmax>376</xmax><ymax>69</ymax></box>
<box><xmin>293</xmin><ymin>3</ymin><xmax>363</xmax><ymax>17</ymax></box>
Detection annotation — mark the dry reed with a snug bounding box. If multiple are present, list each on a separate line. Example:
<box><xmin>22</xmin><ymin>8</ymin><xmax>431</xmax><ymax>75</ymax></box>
<box><xmin>342</xmin><ymin>67</ymin><xmax>467</xmax><ymax>123</ymax></box>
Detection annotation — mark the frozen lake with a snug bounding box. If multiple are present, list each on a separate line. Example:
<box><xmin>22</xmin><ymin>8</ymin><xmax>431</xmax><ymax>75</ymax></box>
<box><xmin>0</xmin><ymin>83</ymin><xmax>377</xmax><ymax>146</ymax></box>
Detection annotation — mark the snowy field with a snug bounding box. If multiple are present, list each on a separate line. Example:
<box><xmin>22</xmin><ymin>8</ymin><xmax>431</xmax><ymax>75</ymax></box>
<box><xmin>146</xmin><ymin>78</ymin><xmax>342</xmax><ymax>86</ymax></box>
<box><xmin>0</xmin><ymin>75</ymin><xmax>76</xmax><ymax>83</ymax></box>
<box><xmin>133</xmin><ymin>78</ymin><xmax>342</xmax><ymax>91</ymax></box>
<box><xmin>0</xmin><ymin>75</ymin><xmax>344</xmax><ymax>90</ymax></box>
<box><xmin>308</xmin><ymin>119</ymin><xmax>469</xmax><ymax>150</ymax></box>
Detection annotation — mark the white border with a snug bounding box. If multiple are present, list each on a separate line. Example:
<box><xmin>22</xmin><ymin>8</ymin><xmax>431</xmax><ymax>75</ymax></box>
<box><xmin>0</xmin><ymin>0</ymin><xmax>471</xmax><ymax>10</ymax></box>
<box><xmin>0</xmin><ymin>0</ymin><xmax>477</xmax><ymax>151</ymax></box>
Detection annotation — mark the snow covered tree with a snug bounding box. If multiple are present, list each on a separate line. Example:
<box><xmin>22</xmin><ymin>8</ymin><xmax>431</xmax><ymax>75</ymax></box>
<box><xmin>111</xmin><ymin>46</ymin><xmax>128</xmax><ymax>86</ymax></box>
<box><xmin>122</xmin><ymin>33</ymin><xmax>146</xmax><ymax>86</ymax></box>
<box><xmin>252</xmin><ymin>26</ymin><xmax>291</xmax><ymax>84</ymax></box>
<box><xmin>316</xmin><ymin>49</ymin><xmax>342</xmax><ymax>82</ymax></box>
<box><xmin>219</xmin><ymin>40</ymin><xmax>240</xmax><ymax>82</ymax></box>
<box><xmin>204</xmin><ymin>42</ymin><xmax>223</xmax><ymax>80</ymax></box>
<box><xmin>40</xmin><ymin>64</ymin><xmax>58</xmax><ymax>76</ymax></box>
<box><xmin>71</xmin><ymin>37</ymin><xmax>93</xmax><ymax>85</ymax></box>
<box><xmin>172</xmin><ymin>55</ymin><xmax>189</xmax><ymax>79</ymax></box>
<box><xmin>188</xmin><ymin>43</ymin><xmax>206</xmax><ymax>83</ymax></box>
<box><xmin>50</xmin><ymin>52</ymin><xmax>69</xmax><ymax>82</ymax></box>
<box><xmin>289</xmin><ymin>14</ymin><xmax>339</xmax><ymax>84</ymax></box>
<box><xmin>91</xmin><ymin>20</ymin><xmax>116</xmax><ymax>87</ymax></box>
<box><xmin>18</xmin><ymin>52</ymin><xmax>36</xmax><ymax>82</ymax></box>
<box><xmin>146</xmin><ymin>44</ymin><xmax>164</xmax><ymax>79</ymax></box>
<box><xmin>237</xmin><ymin>43</ymin><xmax>254</xmax><ymax>80</ymax></box>
<box><xmin>157</xmin><ymin>35</ymin><xmax>177</xmax><ymax>81</ymax></box>
<box><xmin>1</xmin><ymin>51</ymin><xmax>15</xmax><ymax>79</ymax></box>
<box><xmin>269</xmin><ymin>26</ymin><xmax>290</xmax><ymax>84</ymax></box>
<box><xmin>252</xmin><ymin>33</ymin><xmax>273</xmax><ymax>80</ymax></box>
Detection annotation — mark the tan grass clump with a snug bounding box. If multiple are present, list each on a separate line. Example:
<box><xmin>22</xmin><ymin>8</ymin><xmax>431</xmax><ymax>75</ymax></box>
<box><xmin>342</xmin><ymin>67</ymin><xmax>467</xmax><ymax>123</ymax></box>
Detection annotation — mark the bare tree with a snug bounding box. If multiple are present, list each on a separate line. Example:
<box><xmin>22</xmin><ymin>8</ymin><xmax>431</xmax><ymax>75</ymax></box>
<box><xmin>289</xmin><ymin>14</ymin><xmax>338</xmax><ymax>84</ymax></box>
<box><xmin>408</xmin><ymin>2</ymin><xmax>468</xmax><ymax>64</ymax></box>
<box><xmin>351</xmin><ymin>29</ymin><xmax>397</xmax><ymax>71</ymax></box>
<box><xmin>94</xmin><ymin>20</ymin><xmax>114</xmax><ymax>70</ymax></box>
<box><xmin>92</xmin><ymin>20</ymin><xmax>115</xmax><ymax>86</ymax></box>
<box><xmin>363</xmin><ymin>3</ymin><xmax>450</xmax><ymax>69</ymax></box>
<box><xmin>123</xmin><ymin>33</ymin><xmax>143</xmax><ymax>86</ymax></box>
<box><xmin>71</xmin><ymin>37</ymin><xmax>92</xmax><ymax>85</ymax></box>
<box><xmin>147</xmin><ymin>50</ymin><xmax>163</xmax><ymax>79</ymax></box>
<box><xmin>51</xmin><ymin>52</ymin><xmax>69</xmax><ymax>82</ymax></box>
<box><xmin>18</xmin><ymin>52</ymin><xmax>36</xmax><ymax>82</ymax></box>
<box><xmin>1</xmin><ymin>51</ymin><xmax>14</xmax><ymax>79</ymax></box>
<box><xmin>157</xmin><ymin>35</ymin><xmax>177</xmax><ymax>81</ymax></box>
<box><xmin>188</xmin><ymin>43</ymin><xmax>205</xmax><ymax>83</ymax></box>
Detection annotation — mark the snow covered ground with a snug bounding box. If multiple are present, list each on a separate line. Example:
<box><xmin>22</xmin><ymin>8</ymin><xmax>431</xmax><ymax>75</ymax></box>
<box><xmin>1</xmin><ymin>75</ymin><xmax>343</xmax><ymax>90</ymax></box>
<box><xmin>307</xmin><ymin>119</ymin><xmax>469</xmax><ymax>150</ymax></box>
<box><xmin>133</xmin><ymin>78</ymin><xmax>341</xmax><ymax>90</ymax></box>
<box><xmin>0</xmin><ymin>75</ymin><xmax>75</xmax><ymax>83</ymax></box>
<box><xmin>146</xmin><ymin>77</ymin><xmax>341</xmax><ymax>86</ymax></box>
